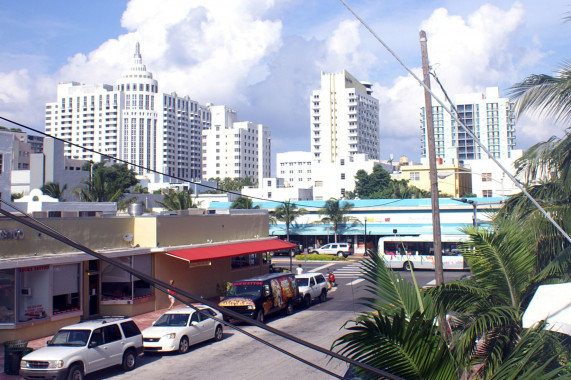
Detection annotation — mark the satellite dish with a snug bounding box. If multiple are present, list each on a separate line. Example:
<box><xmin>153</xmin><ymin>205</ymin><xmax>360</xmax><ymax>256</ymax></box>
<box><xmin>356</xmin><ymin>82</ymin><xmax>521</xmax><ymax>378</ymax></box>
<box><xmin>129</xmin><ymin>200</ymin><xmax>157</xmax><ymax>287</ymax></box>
<box><xmin>123</xmin><ymin>233</ymin><xmax>134</xmax><ymax>243</ymax></box>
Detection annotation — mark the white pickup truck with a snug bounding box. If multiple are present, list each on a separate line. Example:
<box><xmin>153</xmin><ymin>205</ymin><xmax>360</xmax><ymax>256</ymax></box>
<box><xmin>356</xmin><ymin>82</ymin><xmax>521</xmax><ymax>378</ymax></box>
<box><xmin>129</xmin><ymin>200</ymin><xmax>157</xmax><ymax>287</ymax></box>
<box><xmin>295</xmin><ymin>273</ymin><xmax>328</xmax><ymax>307</ymax></box>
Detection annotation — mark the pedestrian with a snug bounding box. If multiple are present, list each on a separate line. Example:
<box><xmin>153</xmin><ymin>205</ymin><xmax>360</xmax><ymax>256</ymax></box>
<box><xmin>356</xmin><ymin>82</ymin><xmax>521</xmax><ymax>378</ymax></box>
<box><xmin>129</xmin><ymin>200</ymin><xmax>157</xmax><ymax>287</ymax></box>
<box><xmin>295</xmin><ymin>264</ymin><xmax>304</xmax><ymax>275</ymax></box>
<box><xmin>168</xmin><ymin>280</ymin><xmax>176</xmax><ymax>309</ymax></box>
<box><xmin>328</xmin><ymin>270</ymin><xmax>336</xmax><ymax>287</ymax></box>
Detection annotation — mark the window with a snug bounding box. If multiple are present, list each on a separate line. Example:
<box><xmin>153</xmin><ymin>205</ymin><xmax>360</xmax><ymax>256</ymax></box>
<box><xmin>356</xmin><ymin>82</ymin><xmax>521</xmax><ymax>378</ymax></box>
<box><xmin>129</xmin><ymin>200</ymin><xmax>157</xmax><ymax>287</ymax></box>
<box><xmin>231</xmin><ymin>254</ymin><xmax>260</xmax><ymax>269</ymax></box>
<box><xmin>341</xmin><ymin>173</ymin><xmax>345</xmax><ymax>180</ymax></box>
<box><xmin>482</xmin><ymin>173</ymin><xmax>492</xmax><ymax>182</ymax></box>
<box><xmin>482</xmin><ymin>190</ymin><xmax>493</xmax><ymax>197</ymax></box>
<box><xmin>52</xmin><ymin>264</ymin><xmax>80</xmax><ymax>315</ymax></box>
<box><xmin>0</xmin><ymin>269</ymin><xmax>15</xmax><ymax>323</ymax></box>
<box><xmin>410</xmin><ymin>172</ymin><xmax>420</xmax><ymax>181</ymax></box>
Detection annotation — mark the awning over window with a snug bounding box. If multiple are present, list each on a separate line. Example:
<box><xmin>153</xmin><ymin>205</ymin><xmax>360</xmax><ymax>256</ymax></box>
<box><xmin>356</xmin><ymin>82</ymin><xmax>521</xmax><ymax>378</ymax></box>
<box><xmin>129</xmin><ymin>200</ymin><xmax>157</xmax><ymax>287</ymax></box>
<box><xmin>164</xmin><ymin>239</ymin><xmax>297</xmax><ymax>263</ymax></box>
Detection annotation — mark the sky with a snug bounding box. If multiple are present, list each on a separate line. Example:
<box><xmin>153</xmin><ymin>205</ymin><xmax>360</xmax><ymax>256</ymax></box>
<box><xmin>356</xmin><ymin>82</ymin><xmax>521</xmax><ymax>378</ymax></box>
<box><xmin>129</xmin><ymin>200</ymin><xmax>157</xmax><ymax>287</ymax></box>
<box><xmin>0</xmin><ymin>0</ymin><xmax>569</xmax><ymax>173</ymax></box>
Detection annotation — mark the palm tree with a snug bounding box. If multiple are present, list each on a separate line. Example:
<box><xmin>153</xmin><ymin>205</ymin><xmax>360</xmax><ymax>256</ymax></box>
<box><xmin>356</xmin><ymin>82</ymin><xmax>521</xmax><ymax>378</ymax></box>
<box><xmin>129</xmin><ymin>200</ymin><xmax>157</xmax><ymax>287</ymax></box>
<box><xmin>270</xmin><ymin>201</ymin><xmax>307</xmax><ymax>242</ymax></box>
<box><xmin>316</xmin><ymin>198</ymin><xmax>360</xmax><ymax>242</ymax></box>
<box><xmin>230</xmin><ymin>196</ymin><xmax>259</xmax><ymax>209</ymax></box>
<box><xmin>157</xmin><ymin>189</ymin><xmax>197</xmax><ymax>211</ymax></box>
<box><xmin>41</xmin><ymin>182</ymin><xmax>67</xmax><ymax>201</ymax></box>
<box><xmin>73</xmin><ymin>169</ymin><xmax>123</xmax><ymax>202</ymax></box>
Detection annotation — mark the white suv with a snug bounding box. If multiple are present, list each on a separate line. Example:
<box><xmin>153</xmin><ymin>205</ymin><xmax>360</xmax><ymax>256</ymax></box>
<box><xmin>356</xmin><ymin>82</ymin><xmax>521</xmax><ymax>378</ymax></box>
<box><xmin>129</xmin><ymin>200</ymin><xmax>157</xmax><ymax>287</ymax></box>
<box><xmin>20</xmin><ymin>317</ymin><xmax>143</xmax><ymax>380</ymax></box>
<box><xmin>311</xmin><ymin>243</ymin><xmax>353</xmax><ymax>257</ymax></box>
<box><xmin>296</xmin><ymin>273</ymin><xmax>328</xmax><ymax>307</ymax></box>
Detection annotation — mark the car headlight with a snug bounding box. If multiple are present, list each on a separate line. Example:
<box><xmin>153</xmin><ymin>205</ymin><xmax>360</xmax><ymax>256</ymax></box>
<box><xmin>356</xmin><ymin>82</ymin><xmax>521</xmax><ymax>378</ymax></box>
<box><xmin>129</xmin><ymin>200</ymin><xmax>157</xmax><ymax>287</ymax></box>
<box><xmin>162</xmin><ymin>333</ymin><xmax>176</xmax><ymax>339</ymax></box>
<box><xmin>247</xmin><ymin>305</ymin><xmax>255</xmax><ymax>310</ymax></box>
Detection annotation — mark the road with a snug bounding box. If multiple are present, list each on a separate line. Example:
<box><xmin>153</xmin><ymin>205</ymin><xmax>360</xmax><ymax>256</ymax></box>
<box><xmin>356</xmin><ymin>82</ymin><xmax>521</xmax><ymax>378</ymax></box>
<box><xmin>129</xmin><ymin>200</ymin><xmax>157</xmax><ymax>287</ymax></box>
<box><xmin>95</xmin><ymin>258</ymin><xmax>469</xmax><ymax>380</ymax></box>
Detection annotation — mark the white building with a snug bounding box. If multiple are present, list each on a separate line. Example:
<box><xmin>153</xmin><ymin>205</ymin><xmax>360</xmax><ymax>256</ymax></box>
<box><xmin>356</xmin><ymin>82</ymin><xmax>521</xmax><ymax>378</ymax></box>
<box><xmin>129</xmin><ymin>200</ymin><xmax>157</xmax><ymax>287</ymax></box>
<box><xmin>421</xmin><ymin>87</ymin><xmax>516</xmax><ymax>164</ymax></box>
<box><xmin>241</xmin><ymin>178</ymin><xmax>312</xmax><ymax>202</ymax></box>
<box><xmin>312</xmin><ymin>154</ymin><xmax>380</xmax><ymax>200</ymax></box>
<box><xmin>276</xmin><ymin>151</ymin><xmax>314</xmax><ymax>188</ymax></box>
<box><xmin>464</xmin><ymin>149</ymin><xmax>523</xmax><ymax>198</ymax></box>
<box><xmin>310</xmin><ymin>70</ymin><xmax>380</xmax><ymax>163</ymax></box>
<box><xmin>202</xmin><ymin>105</ymin><xmax>271</xmax><ymax>183</ymax></box>
<box><xmin>45</xmin><ymin>43</ymin><xmax>211</xmax><ymax>184</ymax></box>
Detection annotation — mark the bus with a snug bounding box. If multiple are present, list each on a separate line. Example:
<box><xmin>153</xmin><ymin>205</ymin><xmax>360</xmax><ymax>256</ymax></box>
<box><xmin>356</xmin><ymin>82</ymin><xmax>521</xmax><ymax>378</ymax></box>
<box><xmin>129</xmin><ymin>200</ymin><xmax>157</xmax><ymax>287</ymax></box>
<box><xmin>378</xmin><ymin>235</ymin><xmax>469</xmax><ymax>271</ymax></box>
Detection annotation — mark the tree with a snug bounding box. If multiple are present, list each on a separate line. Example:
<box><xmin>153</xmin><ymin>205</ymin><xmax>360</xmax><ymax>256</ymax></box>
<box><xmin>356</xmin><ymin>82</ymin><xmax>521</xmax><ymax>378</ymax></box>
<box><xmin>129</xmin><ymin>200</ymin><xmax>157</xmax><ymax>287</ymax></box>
<box><xmin>74</xmin><ymin>163</ymin><xmax>138</xmax><ymax>203</ymax></box>
<box><xmin>316</xmin><ymin>198</ymin><xmax>360</xmax><ymax>242</ymax></box>
<box><xmin>41</xmin><ymin>182</ymin><xmax>67</xmax><ymax>201</ymax></box>
<box><xmin>270</xmin><ymin>201</ymin><xmax>307</xmax><ymax>242</ymax></box>
<box><xmin>131</xmin><ymin>184</ymin><xmax>148</xmax><ymax>194</ymax></box>
<box><xmin>354</xmin><ymin>166</ymin><xmax>391</xmax><ymax>198</ymax></box>
<box><xmin>157</xmin><ymin>189</ymin><xmax>197</xmax><ymax>210</ymax></box>
<box><xmin>230</xmin><ymin>196</ymin><xmax>259</xmax><ymax>209</ymax></box>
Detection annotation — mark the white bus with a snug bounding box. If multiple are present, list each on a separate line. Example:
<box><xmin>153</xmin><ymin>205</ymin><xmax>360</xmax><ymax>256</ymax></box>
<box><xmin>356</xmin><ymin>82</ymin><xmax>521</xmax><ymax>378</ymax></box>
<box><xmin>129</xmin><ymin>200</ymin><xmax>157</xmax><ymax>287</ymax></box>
<box><xmin>378</xmin><ymin>235</ymin><xmax>469</xmax><ymax>271</ymax></box>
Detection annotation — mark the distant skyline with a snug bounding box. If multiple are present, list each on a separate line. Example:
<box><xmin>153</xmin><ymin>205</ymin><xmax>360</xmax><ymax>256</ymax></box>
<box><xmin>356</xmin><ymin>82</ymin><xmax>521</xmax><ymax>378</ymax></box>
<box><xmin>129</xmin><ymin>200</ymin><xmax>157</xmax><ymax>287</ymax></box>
<box><xmin>0</xmin><ymin>0</ymin><xmax>568</xmax><ymax>170</ymax></box>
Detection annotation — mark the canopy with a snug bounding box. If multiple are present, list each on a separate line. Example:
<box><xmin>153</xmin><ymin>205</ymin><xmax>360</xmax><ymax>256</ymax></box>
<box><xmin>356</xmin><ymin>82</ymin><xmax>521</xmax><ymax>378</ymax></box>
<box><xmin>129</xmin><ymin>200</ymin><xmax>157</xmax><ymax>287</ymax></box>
<box><xmin>164</xmin><ymin>239</ymin><xmax>296</xmax><ymax>263</ymax></box>
<box><xmin>522</xmin><ymin>282</ymin><xmax>571</xmax><ymax>336</ymax></box>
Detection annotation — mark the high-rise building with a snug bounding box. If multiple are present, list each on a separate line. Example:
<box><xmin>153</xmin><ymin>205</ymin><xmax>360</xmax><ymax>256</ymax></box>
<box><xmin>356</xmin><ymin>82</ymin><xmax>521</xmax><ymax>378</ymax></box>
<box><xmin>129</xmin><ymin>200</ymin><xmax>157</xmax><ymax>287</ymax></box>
<box><xmin>202</xmin><ymin>105</ymin><xmax>271</xmax><ymax>183</ymax></box>
<box><xmin>45</xmin><ymin>43</ymin><xmax>211</xmax><ymax>183</ymax></box>
<box><xmin>276</xmin><ymin>151</ymin><xmax>314</xmax><ymax>188</ymax></box>
<box><xmin>310</xmin><ymin>70</ymin><xmax>380</xmax><ymax>163</ymax></box>
<box><xmin>420</xmin><ymin>87</ymin><xmax>516</xmax><ymax>164</ymax></box>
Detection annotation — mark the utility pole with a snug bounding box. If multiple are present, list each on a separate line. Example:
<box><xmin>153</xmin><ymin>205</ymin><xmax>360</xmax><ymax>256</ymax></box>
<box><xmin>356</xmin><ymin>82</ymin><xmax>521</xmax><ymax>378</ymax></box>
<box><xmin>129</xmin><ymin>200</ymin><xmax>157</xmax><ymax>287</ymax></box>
<box><xmin>420</xmin><ymin>30</ymin><xmax>444</xmax><ymax>286</ymax></box>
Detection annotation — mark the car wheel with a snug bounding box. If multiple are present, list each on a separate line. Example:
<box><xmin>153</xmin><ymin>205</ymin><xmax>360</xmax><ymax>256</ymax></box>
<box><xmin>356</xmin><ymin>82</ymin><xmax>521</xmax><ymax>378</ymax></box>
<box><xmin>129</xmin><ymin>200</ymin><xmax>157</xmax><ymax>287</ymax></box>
<box><xmin>178</xmin><ymin>336</ymin><xmax>190</xmax><ymax>354</ymax></box>
<box><xmin>337</xmin><ymin>251</ymin><xmax>344</xmax><ymax>257</ymax></box>
<box><xmin>285</xmin><ymin>300</ymin><xmax>294</xmax><ymax>315</ymax></box>
<box><xmin>303</xmin><ymin>294</ymin><xmax>311</xmax><ymax>307</ymax></box>
<box><xmin>311</xmin><ymin>251</ymin><xmax>319</xmax><ymax>254</ymax></box>
<box><xmin>214</xmin><ymin>325</ymin><xmax>223</xmax><ymax>341</ymax></box>
<box><xmin>319</xmin><ymin>290</ymin><xmax>327</xmax><ymax>303</ymax></box>
<box><xmin>67</xmin><ymin>364</ymin><xmax>84</xmax><ymax>380</ymax></box>
<box><xmin>256</xmin><ymin>310</ymin><xmax>265</xmax><ymax>323</ymax></box>
<box><xmin>122</xmin><ymin>349</ymin><xmax>137</xmax><ymax>371</ymax></box>
<box><xmin>403</xmin><ymin>261</ymin><xmax>412</xmax><ymax>271</ymax></box>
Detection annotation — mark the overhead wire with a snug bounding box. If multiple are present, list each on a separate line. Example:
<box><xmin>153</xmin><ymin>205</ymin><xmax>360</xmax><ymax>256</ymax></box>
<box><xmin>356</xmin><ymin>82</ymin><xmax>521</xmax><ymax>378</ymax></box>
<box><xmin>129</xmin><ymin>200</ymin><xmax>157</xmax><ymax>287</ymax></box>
<box><xmin>338</xmin><ymin>0</ymin><xmax>571</xmax><ymax>244</ymax></box>
<box><xmin>0</xmin><ymin>199</ymin><xmax>400</xmax><ymax>380</ymax></box>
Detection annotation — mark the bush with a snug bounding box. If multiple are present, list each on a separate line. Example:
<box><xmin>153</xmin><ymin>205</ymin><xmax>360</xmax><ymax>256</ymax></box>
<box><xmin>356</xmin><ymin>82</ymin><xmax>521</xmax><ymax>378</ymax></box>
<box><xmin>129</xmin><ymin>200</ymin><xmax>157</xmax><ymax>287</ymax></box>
<box><xmin>294</xmin><ymin>254</ymin><xmax>347</xmax><ymax>261</ymax></box>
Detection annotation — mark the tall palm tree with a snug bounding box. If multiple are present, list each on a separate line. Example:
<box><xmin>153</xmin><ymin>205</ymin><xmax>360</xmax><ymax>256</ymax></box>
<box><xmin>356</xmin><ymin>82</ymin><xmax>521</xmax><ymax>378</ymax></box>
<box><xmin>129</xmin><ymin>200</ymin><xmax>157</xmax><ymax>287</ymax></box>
<box><xmin>157</xmin><ymin>189</ymin><xmax>197</xmax><ymax>211</ymax></box>
<box><xmin>73</xmin><ymin>169</ymin><xmax>123</xmax><ymax>202</ymax></box>
<box><xmin>230</xmin><ymin>196</ymin><xmax>259</xmax><ymax>209</ymax></box>
<box><xmin>270</xmin><ymin>201</ymin><xmax>307</xmax><ymax>242</ymax></box>
<box><xmin>316</xmin><ymin>198</ymin><xmax>360</xmax><ymax>242</ymax></box>
<box><xmin>41</xmin><ymin>182</ymin><xmax>67</xmax><ymax>201</ymax></box>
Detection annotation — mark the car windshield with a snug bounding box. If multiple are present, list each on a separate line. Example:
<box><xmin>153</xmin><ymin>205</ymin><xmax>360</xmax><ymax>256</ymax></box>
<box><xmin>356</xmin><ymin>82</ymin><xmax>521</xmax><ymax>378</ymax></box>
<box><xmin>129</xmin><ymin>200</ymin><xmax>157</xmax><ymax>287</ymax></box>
<box><xmin>296</xmin><ymin>278</ymin><xmax>309</xmax><ymax>287</ymax></box>
<box><xmin>48</xmin><ymin>329</ymin><xmax>91</xmax><ymax>347</ymax></box>
<box><xmin>154</xmin><ymin>313</ymin><xmax>190</xmax><ymax>327</ymax></box>
<box><xmin>227</xmin><ymin>284</ymin><xmax>262</xmax><ymax>297</ymax></box>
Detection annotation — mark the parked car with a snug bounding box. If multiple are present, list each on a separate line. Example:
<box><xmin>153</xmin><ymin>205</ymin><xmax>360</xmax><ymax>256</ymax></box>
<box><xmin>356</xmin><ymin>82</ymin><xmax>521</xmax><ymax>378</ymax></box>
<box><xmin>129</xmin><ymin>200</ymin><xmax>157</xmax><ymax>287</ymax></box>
<box><xmin>272</xmin><ymin>241</ymin><xmax>302</xmax><ymax>256</ymax></box>
<box><xmin>219</xmin><ymin>273</ymin><xmax>300</xmax><ymax>323</ymax></box>
<box><xmin>142</xmin><ymin>305</ymin><xmax>223</xmax><ymax>354</ymax></box>
<box><xmin>20</xmin><ymin>317</ymin><xmax>143</xmax><ymax>380</ymax></box>
<box><xmin>310</xmin><ymin>243</ymin><xmax>353</xmax><ymax>257</ymax></box>
<box><xmin>296</xmin><ymin>273</ymin><xmax>328</xmax><ymax>307</ymax></box>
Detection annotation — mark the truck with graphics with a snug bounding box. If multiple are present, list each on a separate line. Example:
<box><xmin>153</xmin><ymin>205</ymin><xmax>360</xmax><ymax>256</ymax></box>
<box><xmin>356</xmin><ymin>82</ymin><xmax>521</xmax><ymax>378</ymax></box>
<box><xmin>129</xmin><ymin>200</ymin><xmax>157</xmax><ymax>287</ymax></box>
<box><xmin>218</xmin><ymin>273</ymin><xmax>299</xmax><ymax>323</ymax></box>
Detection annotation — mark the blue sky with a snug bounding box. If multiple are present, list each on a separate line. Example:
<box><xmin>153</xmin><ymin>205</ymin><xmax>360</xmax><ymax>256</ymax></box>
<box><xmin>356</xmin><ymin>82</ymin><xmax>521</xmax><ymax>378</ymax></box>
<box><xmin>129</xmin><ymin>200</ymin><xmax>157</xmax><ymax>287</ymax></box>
<box><xmin>0</xmin><ymin>0</ymin><xmax>568</xmax><ymax>171</ymax></box>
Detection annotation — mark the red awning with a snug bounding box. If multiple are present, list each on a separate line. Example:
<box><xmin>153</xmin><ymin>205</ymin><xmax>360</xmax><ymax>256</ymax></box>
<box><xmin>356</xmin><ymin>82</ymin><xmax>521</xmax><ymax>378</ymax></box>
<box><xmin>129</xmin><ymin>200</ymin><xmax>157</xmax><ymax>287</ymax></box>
<box><xmin>164</xmin><ymin>239</ymin><xmax>297</xmax><ymax>263</ymax></box>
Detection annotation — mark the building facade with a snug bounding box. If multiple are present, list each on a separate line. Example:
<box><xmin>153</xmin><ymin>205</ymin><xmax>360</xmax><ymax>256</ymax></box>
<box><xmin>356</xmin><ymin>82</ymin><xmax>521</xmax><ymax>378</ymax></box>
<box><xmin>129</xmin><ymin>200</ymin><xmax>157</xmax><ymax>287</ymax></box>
<box><xmin>397</xmin><ymin>162</ymin><xmax>473</xmax><ymax>198</ymax></box>
<box><xmin>464</xmin><ymin>149</ymin><xmax>523</xmax><ymax>198</ymax></box>
<box><xmin>420</xmin><ymin>87</ymin><xmax>516</xmax><ymax>164</ymax></box>
<box><xmin>310</xmin><ymin>70</ymin><xmax>380</xmax><ymax>163</ymax></box>
<box><xmin>202</xmin><ymin>105</ymin><xmax>271</xmax><ymax>183</ymax></box>
<box><xmin>276</xmin><ymin>151</ymin><xmax>314</xmax><ymax>188</ymax></box>
<box><xmin>45</xmin><ymin>43</ymin><xmax>211</xmax><ymax>184</ymax></box>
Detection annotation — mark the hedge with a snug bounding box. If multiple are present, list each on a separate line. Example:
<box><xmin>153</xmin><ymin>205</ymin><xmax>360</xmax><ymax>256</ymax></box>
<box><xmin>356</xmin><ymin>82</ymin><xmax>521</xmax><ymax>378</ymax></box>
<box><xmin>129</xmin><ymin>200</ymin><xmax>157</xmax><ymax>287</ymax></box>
<box><xmin>294</xmin><ymin>254</ymin><xmax>347</xmax><ymax>261</ymax></box>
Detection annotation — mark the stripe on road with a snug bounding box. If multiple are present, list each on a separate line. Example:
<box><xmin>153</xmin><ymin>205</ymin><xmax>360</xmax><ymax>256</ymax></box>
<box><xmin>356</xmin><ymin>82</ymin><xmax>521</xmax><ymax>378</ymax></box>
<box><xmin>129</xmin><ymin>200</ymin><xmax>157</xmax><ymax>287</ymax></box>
<box><xmin>347</xmin><ymin>279</ymin><xmax>364</xmax><ymax>286</ymax></box>
<box><xmin>309</xmin><ymin>263</ymin><xmax>336</xmax><ymax>273</ymax></box>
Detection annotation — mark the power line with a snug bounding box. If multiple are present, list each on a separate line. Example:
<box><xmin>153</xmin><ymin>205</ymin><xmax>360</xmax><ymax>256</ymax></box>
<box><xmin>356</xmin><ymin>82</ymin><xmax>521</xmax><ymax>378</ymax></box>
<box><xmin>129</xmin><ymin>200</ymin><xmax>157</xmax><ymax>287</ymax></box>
<box><xmin>0</xmin><ymin>199</ymin><xmax>400</xmax><ymax>380</ymax></box>
<box><xmin>338</xmin><ymin>0</ymin><xmax>571</xmax><ymax>244</ymax></box>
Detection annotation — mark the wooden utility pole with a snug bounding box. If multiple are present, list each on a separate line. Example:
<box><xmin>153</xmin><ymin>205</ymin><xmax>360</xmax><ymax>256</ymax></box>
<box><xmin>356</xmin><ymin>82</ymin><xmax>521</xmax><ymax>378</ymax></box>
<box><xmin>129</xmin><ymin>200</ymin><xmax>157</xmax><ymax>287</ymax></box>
<box><xmin>420</xmin><ymin>30</ymin><xmax>444</xmax><ymax>286</ymax></box>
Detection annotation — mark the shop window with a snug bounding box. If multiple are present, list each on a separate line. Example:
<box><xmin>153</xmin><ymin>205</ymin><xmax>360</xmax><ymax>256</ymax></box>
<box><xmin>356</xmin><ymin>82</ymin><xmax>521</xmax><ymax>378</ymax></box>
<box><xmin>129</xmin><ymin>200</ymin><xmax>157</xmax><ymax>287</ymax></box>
<box><xmin>0</xmin><ymin>269</ymin><xmax>15</xmax><ymax>323</ymax></box>
<box><xmin>102</xmin><ymin>257</ymin><xmax>132</xmax><ymax>300</ymax></box>
<box><xmin>52</xmin><ymin>264</ymin><xmax>80</xmax><ymax>315</ymax></box>
<box><xmin>101</xmin><ymin>255</ymin><xmax>153</xmax><ymax>301</ymax></box>
<box><xmin>231</xmin><ymin>254</ymin><xmax>260</xmax><ymax>270</ymax></box>
<box><xmin>19</xmin><ymin>265</ymin><xmax>50</xmax><ymax>322</ymax></box>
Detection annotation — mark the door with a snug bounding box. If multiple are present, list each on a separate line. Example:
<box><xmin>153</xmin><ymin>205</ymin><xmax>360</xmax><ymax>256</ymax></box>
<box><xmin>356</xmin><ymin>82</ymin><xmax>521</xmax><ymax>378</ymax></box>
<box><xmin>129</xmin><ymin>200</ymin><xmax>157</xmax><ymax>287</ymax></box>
<box><xmin>86</xmin><ymin>328</ymin><xmax>109</xmax><ymax>372</ymax></box>
<box><xmin>88</xmin><ymin>260</ymin><xmax>99</xmax><ymax>316</ymax></box>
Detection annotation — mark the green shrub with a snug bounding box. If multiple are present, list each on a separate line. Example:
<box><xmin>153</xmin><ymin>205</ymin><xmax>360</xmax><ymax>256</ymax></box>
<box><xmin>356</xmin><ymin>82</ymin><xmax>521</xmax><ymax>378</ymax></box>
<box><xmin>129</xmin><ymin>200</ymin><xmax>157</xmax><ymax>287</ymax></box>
<box><xmin>294</xmin><ymin>254</ymin><xmax>347</xmax><ymax>261</ymax></box>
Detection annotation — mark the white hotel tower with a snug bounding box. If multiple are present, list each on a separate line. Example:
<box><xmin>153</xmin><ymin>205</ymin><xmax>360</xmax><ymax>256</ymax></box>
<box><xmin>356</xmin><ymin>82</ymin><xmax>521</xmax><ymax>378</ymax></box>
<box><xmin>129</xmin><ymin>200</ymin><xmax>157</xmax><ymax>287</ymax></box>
<box><xmin>310</xmin><ymin>70</ymin><xmax>380</xmax><ymax>163</ymax></box>
<box><xmin>45</xmin><ymin>43</ymin><xmax>210</xmax><ymax>182</ymax></box>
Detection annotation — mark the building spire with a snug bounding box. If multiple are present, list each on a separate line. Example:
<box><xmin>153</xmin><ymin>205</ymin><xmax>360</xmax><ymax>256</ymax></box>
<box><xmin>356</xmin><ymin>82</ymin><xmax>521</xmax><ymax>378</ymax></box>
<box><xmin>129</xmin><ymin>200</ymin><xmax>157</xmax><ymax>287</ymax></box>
<box><xmin>134</xmin><ymin>42</ymin><xmax>142</xmax><ymax>64</ymax></box>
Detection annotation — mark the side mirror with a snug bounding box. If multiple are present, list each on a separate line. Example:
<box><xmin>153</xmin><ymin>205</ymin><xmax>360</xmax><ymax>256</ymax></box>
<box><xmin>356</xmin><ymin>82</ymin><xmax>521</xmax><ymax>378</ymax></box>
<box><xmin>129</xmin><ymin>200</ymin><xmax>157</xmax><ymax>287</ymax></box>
<box><xmin>88</xmin><ymin>341</ymin><xmax>97</xmax><ymax>348</ymax></box>
<box><xmin>191</xmin><ymin>321</ymin><xmax>198</xmax><ymax>326</ymax></box>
